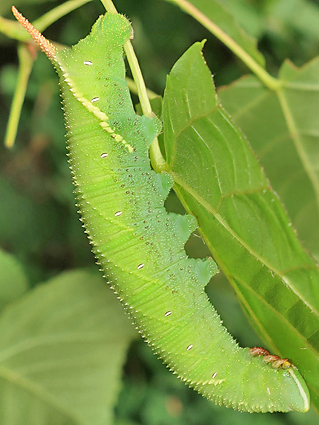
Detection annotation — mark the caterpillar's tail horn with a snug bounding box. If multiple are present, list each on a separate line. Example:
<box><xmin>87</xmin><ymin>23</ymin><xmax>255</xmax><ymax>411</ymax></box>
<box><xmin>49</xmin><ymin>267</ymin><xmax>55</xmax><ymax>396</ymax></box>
<box><xmin>12</xmin><ymin>6</ymin><xmax>56</xmax><ymax>60</ymax></box>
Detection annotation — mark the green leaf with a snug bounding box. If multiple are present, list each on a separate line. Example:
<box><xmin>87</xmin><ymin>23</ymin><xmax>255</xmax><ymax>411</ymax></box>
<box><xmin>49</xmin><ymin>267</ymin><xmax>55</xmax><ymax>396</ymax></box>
<box><xmin>0</xmin><ymin>0</ymin><xmax>92</xmax><ymax>43</ymax></box>
<box><xmin>218</xmin><ymin>58</ymin><xmax>319</xmax><ymax>262</ymax></box>
<box><xmin>219</xmin><ymin>0</ymin><xmax>265</xmax><ymax>38</ymax></box>
<box><xmin>165</xmin><ymin>0</ymin><xmax>265</xmax><ymax>66</ymax></box>
<box><xmin>268</xmin><ymin>0</ymin><xmax>319</xmax><ymax>42</ymax></box>
<box><xmin>163</xmin><ymin>42</ymin><xmax>319</xmax><ymax>411</ymax></box>
<box><xmin>0</xmin><ymin>249</ymin><xmax>28</xmax><ymax>312</ymax></box>
<box><xmin>0</xmin><ymin>269</ymin><xmax>135</xmax><ymax>425</ymax></box>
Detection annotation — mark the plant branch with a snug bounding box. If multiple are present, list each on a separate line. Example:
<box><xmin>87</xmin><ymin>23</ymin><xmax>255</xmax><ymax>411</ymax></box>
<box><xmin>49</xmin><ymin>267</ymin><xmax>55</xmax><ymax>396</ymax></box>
<box><xmin>33</xmin><ymin>0</ymin><xmax>93</xmax><ymax>33</ymax></box>
<box><xmin>169</xmin><ymin>0</ymin><xmax>282</xmax><ymax>91</ymax></box>
<box><xmin>1</xmin><ymin>0</ymin><xmax>92</xmax><ymax>42</ymax></box>
<box><xmin>5</xmin><ymin>44</ymin><xmax>34</xmax><ymax>148</ymax></box>
<box><xmin>100</xmin><ymin>0</ymin><xmax>167</xmax><ymax>172</ymax></box>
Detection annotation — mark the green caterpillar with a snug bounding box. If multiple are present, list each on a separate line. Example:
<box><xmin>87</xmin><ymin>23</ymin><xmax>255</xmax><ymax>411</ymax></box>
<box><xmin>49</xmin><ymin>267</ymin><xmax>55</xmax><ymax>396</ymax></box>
<box><xmin>13</xmin><ymin>7</ymin><xmax>310</xmax><ymax>413</ymax></box>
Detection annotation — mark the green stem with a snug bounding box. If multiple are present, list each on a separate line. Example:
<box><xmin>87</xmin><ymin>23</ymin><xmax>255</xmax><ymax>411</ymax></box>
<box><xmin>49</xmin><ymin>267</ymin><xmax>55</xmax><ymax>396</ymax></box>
<box><xmin>100</xmin><ymin>0</ymin><xmax>151</xmax><ymax>115</ymax></box>
<box><xmin>124</xmin><ymin>41</ymin><xmax>153</xmax><ymax>117</ymax></box>
<box><xmin>170</xmin><ymin>0</ymin><xmax>282</xmax><ymax>91</ymax></box>
<box><xmin>99</xmin><ymin>0</ymin><xmax>117</xmax><ymax>13</ymax></box>
<box><xmin>126</xmin><ymin>78</ymin><xmax>158</xmax><ymax>100</ymax></box>
<box><xmin>5</xmin><ymin>44</ymin><xmax>34</xmax><ymax>148</ymax></box>
<box><xmin>0</xmin><ymin>15</ymin><xmax>24</xmax><ymax>40</ymax></box>
<box><xmin>33</xmin><ymin>0</ymin><xmax>93</xmax><ymax>32</ymax></box>
<box><xmin>0</xmin><ymin>0</ymin><xmax>92</xmax><ymax>42</ymax></box>
<box><xmin>100</xmin><ymin>0</ymin><xmax>167</xmax><ymax>172</ymax></box>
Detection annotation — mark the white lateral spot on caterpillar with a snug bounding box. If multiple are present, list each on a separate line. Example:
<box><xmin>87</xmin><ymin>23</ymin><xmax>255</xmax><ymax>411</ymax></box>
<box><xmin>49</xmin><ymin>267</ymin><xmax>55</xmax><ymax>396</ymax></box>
<box><xmin>137</xmin><ymin>263</ymin><xmax>145</xmax><ymax>270</ymax></box>
<box><xmin>186</xmin><ymin>344</ymin><xmax>193</xmax><ymax>351</ymax></box>
<box><xmin>91</xmin><ymin>97</ymin><xmax>100</xmax><ymax>103</ymax></box>
<box><xmin>212</xmin><ymin>372</ymin><xmax>217</xmax><ymax>379</ymax></box>
<box><xmin>164</xmin><ymin>311</ymin><xmax>172</xmax><ymax>317</ymax></box>
<box><xmin>114</xmin><ymin>211</ymin><xmax>122</xmax><ymax>217</ymax></box>
<box><xmin>267</xmin><ymin>387</ymin><xmax>271</xmax><ymax>395</ymax></box>
<box><xmin>83</xmin><ymin>60</ymin><xmax>93</xmax><ymax>65</ymax></box>
<box><xmin>101</xmin><ymin>153</ymin><xmax>108</xmax><ymax>158</ymax></box>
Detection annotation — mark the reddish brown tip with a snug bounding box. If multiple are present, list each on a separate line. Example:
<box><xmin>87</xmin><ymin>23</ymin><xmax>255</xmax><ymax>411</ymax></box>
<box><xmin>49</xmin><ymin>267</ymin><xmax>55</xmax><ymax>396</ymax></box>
<box><xmin>12</xmin><ymin>6</ymin><xmax>56</xmax><ymax>60</ymax></box>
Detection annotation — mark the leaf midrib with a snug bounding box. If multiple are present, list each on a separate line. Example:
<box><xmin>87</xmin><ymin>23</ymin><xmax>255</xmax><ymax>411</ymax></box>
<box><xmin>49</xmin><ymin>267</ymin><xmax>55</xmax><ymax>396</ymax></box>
<box><xmin>0</xmin><ymin>361</ymin><xmax>82</xmax><ymax>424</ymax></box>
<box><xmin>0</xmin><ymin>332</ymin><xmax>119</xmax><ymax>363</ymax></box>
<box><xmin>276</xmin><ymin>86</ymin><xmax>319</xmax><ymax>214</ymax></box>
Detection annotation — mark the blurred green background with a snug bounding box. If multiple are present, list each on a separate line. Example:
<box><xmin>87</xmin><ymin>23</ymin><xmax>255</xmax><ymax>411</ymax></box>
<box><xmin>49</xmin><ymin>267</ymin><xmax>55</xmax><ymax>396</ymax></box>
<box><xmin>1</xmin><ymin>0</ymin><xmax>319</xmax><ymax>424</ymax></box>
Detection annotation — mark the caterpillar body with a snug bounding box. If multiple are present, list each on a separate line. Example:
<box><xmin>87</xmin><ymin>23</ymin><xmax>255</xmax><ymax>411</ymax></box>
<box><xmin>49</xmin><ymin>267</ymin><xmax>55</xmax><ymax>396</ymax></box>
<box><xmin>13</xmin><ymin>8</ymin><xmax>310</xmax><ymax>413</ymax></box>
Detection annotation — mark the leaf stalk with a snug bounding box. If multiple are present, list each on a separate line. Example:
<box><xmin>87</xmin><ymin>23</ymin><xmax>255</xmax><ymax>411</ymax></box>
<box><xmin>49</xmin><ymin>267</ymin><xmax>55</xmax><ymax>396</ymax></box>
<box><xmin>100</xmin><ymin>0</ymin><xmax>168</xmax><ymax>173</ymax></box>
<box><xmin>170</xmin><ymin>0</ymin><xmax>282</xmax><ymax>91</ymax></box>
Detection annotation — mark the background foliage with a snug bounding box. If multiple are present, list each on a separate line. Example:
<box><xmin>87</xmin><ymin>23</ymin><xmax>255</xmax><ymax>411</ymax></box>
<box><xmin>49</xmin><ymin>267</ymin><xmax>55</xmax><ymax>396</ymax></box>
<box><xmin>0</xmin><ymin>0</ymin><xmax>319</xmax><ymax>424</ymax></box>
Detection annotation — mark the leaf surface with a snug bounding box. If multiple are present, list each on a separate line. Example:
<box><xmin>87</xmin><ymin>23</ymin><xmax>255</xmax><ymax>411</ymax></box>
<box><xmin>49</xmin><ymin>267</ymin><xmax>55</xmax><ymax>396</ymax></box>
<box><xmin>163</xmin><ymin>42</ymin><xmax>319</xmax><ymax>411</ymax></box>
<box><xmin>0</xmin><ymin>249</ymin><xmax>28</xmax><ymax>313</ymax></box>
<box><xmin>0</xmin><ymin>269</ymin><xmax>135</xmax><ymax>425</ymax></box>
<box><xmin>218</xmin><ymin>58</ymin><xmax>319</xmax><ymax>263</ymax></box>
